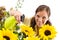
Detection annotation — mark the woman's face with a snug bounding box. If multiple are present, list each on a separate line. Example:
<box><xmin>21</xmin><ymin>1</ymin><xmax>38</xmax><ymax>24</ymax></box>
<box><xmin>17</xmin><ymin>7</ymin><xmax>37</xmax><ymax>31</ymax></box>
<box><xmin>35</xmin><ymin>10</ymin><xmax>49</xmax><ymax>27</ymax></box>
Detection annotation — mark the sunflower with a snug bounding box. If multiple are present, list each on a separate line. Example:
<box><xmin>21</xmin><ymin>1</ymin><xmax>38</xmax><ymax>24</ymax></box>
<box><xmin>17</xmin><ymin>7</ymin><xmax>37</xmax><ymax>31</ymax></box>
<box><xmin>0</xmin><ymin>29</ymin><xmax>18</xmax><ymax>40</ymax></box>
<box><xmin>39</xmin><ymin>24</ymin><xmax>57</xmax><ymax>40</ymax></box>
<box><xmin>23</xmin><ymin>36</ymin><xmax>40</xmax><ymax>40</ymax></box>
<box><xmin>20</xmin><ymin>24</ymin><xmax>35</xmax><ymax>37</ymax></box>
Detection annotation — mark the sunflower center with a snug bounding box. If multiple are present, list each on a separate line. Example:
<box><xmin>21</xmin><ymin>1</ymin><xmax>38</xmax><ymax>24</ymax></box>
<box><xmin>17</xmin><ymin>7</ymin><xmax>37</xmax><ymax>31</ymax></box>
<box><xmin>3</xmin><ymin>36</ymin><xmax>10</xmax><ymax>40</ymax></box>
<box><xmin>25</xmin><ymin>30</ymin><xmax>28</xmax><ymax>32</ymax></box>
<box><xmin>44</xmin><ymin>30</ymin><xmax>51</xmax><ymax>36</ymax></box>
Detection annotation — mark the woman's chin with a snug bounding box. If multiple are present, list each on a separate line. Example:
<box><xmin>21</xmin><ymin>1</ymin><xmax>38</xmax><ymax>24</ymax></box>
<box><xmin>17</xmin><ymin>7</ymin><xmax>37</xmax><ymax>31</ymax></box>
<box><xmin>37</xmin><ymin>24</ymin><xmax>42</xmax><ymax>28</ymax></box>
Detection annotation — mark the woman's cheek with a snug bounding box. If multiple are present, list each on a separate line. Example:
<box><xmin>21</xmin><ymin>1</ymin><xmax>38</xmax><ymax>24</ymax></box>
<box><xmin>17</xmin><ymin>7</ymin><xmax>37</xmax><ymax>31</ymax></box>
<box><xmin>43</xmin><ymin>19</ymin><xmax>48</xmax><ymax>24</ymax></box>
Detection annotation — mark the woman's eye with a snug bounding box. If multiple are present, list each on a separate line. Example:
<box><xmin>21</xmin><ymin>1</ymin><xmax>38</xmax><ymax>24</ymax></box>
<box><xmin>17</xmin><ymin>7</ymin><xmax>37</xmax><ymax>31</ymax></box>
<box><xmin>37</xmin><ymin>15</ymin><xmax>40</xmax><ymax>18</ymax></box>
<box><xmin>42</xmin><ymin>16</ymin><xmax>46</xmax><ymax>19</ymax></box>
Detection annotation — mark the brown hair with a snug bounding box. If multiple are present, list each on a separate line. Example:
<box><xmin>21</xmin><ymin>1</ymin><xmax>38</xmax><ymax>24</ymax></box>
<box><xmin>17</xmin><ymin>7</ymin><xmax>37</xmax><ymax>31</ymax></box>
<box><xmin>30</xmin><ymin>5</ymin><xmax>52</xmax><ymax>30</ymax></box>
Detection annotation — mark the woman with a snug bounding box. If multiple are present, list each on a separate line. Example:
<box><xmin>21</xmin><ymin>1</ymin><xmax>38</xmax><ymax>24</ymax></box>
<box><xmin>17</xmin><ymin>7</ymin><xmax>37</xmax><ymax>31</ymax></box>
<box><xmin>30</xmin><ymin>5</ymin><xmax>52</xmax><ymax>36</ymax></box>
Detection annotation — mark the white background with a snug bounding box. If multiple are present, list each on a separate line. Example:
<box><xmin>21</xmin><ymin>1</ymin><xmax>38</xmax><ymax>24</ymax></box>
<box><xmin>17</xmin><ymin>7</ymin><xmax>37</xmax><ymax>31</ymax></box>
<box><xmin>0</xmin><ymin>0</ymin><xmax>60</xmax><ymax>40</ymax></box>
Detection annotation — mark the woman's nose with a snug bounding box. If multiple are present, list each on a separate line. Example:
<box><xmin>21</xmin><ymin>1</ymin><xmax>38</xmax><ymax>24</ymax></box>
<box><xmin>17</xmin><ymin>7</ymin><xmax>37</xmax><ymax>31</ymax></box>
<box><xmin>38</xmin><ymin>17</ymin><xmax>42</xmax><ymax>22</ymax></box>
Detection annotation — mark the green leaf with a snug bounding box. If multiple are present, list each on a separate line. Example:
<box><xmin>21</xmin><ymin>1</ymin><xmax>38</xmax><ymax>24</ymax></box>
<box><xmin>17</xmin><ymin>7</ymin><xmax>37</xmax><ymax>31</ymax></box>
<box><xmin>48</xmin><ymin>38</ymin><xmax>52</xmax><ymax>40</ymax></box>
